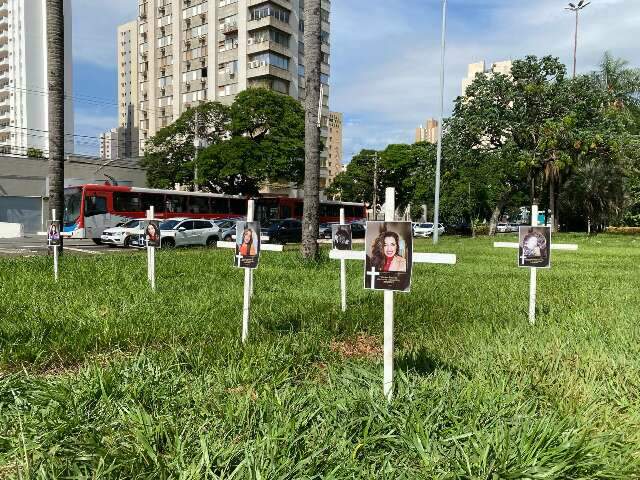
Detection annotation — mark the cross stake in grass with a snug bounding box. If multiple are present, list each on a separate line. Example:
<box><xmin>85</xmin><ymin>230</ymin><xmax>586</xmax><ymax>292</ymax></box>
<box><xmin>330</xmin><ymin>187</ymin><xmax>456</xmax><ymax>401</ymax></box>
<box><xmin>217</xmin><ymin>199</ymin><xmax>284</xmax><ymax>343</ymax></box>
<box><xmin>494</xmin><ymin>204</ymin><xmax>578</xmax><ymax>325</ymax></box>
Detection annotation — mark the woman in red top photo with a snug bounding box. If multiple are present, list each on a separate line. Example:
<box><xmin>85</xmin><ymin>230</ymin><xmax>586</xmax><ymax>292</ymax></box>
<box><xmin>371</xmin><ymin>230</ymin><xmax>407</xmax><ymax>272</ymax></box>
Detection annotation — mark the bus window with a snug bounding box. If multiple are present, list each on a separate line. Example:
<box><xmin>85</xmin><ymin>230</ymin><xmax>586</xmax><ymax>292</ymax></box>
<box><xmin>281</xmin><ymin>205</ymin><xmax>291</xmax><ymax>218</ymax></box>
<box><xmin>166</xmin><ymin>195</ymin><xmax>187</xmax><ymax>213</ymax></box>
<box><xmin>63</xmin><ymin>187</ymin><xmax>82</xmax><ymax>227</ymax></box>
<box><xmin>294</xmin><ymin>203</ymin><xmax>304</xmax><ymax>217</ymax></box>
<box><xmin>229</xmin><ymin>198</ymin><xmax>245</xmax><ymax>215</ymax></box>
<box><xmin>85</xmin><ymin>195</ymin><xmax>107</xmax><ymax>217</ymax></box>
<box><xmin>211</xmin><ymin>198</ymin><xmax>229</xmax><ymax>215</ymax></box>
<box><xmin>114</xmin><ymin>192</ymin><xmax>143</xmax><ymax>212</ymax></box>
<box><xmin>188</xmin><ymin>196</ymin><xmax>209</xmax><ymax>214</ymax></box>
<box><xmin>141</xmin><ymin>194</ymin><xmax>165</xmax><ymax>213</ymax></box>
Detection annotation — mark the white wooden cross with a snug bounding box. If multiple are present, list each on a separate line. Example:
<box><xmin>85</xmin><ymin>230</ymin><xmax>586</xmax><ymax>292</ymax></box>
<box><xmin>51</xmin><ymin>208</ymin><xmax>59</xmax><ymax>282</ymax></box>
<box><xmin>217</xmin><ymin>199</ymin><xmax>284</xmax><ymax>343</ymax></box>
<box><xmin>330</xmin><ymin>187</ymin><xmax>457</xmax><ymax>401</ymax></box>
<box><xmin>146</xmin><ymin>206</ymin><xmax>156</xmax><ymax>291</ymax></box>
<box><xmin>494</xmin><ymin>204</ymin><xmax>578</xmax><ymax>325</ymax></box>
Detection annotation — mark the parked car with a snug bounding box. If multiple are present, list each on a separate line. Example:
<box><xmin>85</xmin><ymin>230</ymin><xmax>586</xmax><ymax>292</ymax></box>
<box><xmin>350</xmin><ymin>222</ymin><xmax>366</xmax><ymax>239</ymax></box>
<box><xmin>100</xmin><ymin>219</ymin><xmax>146</xmax><ymax>247</ymax></box>
<box><xmin>447</xmin><ymin>222</ymin><xmax>472</xmax><ymax>235</ymax></box>
<box><xmin>157</xmin><ymin>218</ymin><xmax>221</xmax><ymax>248</ymax></box>
<box><xmin>509</xmin><ymin>223</ymin><xmax>520</xmax><ymax>233</ymax></box>
<box><xmin>218</xmin><ymin>218</ymin><xmax>244</xmax><ymax>241</ymax></box>
<box><xmin>413</xmin><ymin>222</ymin><xmax>445</xmax><ymax>238</ymax></box>
<box><xmin>496</xmin><ymin>223</ymin><xmax>510</xmax><ymax>233</ymax></box>
<box><xmin>319</xmin><ymin>222</ymin><xmax>339</xmax><ymax>239</ymax></box>
<box><xmin>264</xmin><ymin>218</ymin><xmax>302</xmax><ymax>244</ymax></box>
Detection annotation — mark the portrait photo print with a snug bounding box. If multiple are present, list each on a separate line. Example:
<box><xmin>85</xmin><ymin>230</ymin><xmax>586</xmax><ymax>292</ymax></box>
<box><xmin>332</xmin><ymin>224</ymin><xmax>352</xmax><ymax>251</ymax></box>
<box><xmin>235</xmin><ymin>221</ymin><xmax>261</xmax><ymax>269</ymax></box>
<box><xmin>518</xmin><ymin>226</ymin><xmax>551</xmax><ymax>268</ymax></box>
<box><xmin>47</xmin><ymin>221</ymin><xmax>61</xmax><ymax>246</ymax></box>
<box><xmin>364</xmin><ymin>221</ymin><xmax>413</xmax><ymax>292</ymax></box>
<box><xmin>144</xmin><ymin>220</ymin><xmax>161</xmax><ymax>248</ymax></box>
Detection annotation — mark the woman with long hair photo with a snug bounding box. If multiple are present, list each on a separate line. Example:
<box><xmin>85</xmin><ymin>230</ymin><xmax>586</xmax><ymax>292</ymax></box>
<box><xmin>370</xmin><ymin>230</ymin><xmax>407</xmax><ymax>272</ymax></box>
<box><xmin>239</xmin><ymin>227</ymin><xmax>257</xmax><ymax>256</ymax></box>
<box><xmin>146</xmin><ymin>222</ymin><xmax>159</xmax><ymax>244</ymax></box>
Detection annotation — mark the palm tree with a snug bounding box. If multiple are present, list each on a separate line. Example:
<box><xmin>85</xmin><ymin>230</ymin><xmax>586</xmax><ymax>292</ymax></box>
<box><xmin>47</xmin><ymin>0</ymin><xmax>65</xmax><ymax>251</ymax></box>
<box><xmin>301</xmin><ymin>0</ymin><xmax>322</xmax><ymax>259</ymax></box>
<box><xmin>592</xmin><ymin>52</ymin><xmax>640</xmax><ymax>129</ymax></box>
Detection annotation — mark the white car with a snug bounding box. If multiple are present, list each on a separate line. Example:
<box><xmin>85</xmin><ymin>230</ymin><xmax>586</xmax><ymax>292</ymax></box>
<box><xmin>413</xmin><ymin>223</ymin><xmax>445</xmax><ymax>238</ymax></box>
<box><xmin>100</xmin><ymin>219</ymin><xmax>146</xmax><ymax>247</ymax></box>
<box><xmin>496</xmin><ymin>223</ymin><xmax>510</xmax><ymax>233</ymax></box>
<box><xmin>158</xmin><ymin>218</ymin><xmax>221</xmax><ymax>248</ymax></box>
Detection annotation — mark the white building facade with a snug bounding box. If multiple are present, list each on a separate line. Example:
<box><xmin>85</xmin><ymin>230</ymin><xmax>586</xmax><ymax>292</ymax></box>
<box><xmin>0</xmin><ymin>0</ymin><xmax>74</xmax><ymax>156</ymax></box>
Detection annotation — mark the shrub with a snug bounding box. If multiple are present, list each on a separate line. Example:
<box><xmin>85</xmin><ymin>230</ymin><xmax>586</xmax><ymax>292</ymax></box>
<box><xmin>605</xmin><ymin>226</ymin><xmax>640</xmax><ymax>235</ymax></box>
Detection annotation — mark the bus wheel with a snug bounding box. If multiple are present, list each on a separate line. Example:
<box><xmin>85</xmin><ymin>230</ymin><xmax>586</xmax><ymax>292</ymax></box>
<box><xmin>92</xmin><ymin>238</ymin><xmax>102</xmax><ymax>245</ymax></box>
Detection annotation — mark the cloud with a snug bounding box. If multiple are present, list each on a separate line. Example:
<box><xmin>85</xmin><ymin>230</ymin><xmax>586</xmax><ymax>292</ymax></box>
<box><xmin>331</xmin><ymin>0</ymin><xmax>640</xmax><ymax>163</ymax></box>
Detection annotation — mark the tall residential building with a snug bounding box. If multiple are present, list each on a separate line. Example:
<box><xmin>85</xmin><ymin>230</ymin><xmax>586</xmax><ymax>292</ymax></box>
<box><xmin>326</xmin><ymin>111</ymin><xmax>342</xmax><ymax>184</ymax></box>
<box><xmin>0</xmin><ymin>0</ymin><xmax>74</xmax><ymax>156</ymax></box>
<box><xmin>134</xmin><ymin>0</ymin><xmax>331</xmax><ymax>187</ymax></box>
<box><xmin>117</xmin><ymin>20</ymin><xmax>140</xmax><ymax>158</ymax></box>
<box><xmin>461</xmin><ymin>60</ymin><xmax>512</xmax><ymax>96</ymax></box>
<box><xmin>415</xmin><ymin>118</ymin><xmax>438</xmax><ymax>144</ymax></box>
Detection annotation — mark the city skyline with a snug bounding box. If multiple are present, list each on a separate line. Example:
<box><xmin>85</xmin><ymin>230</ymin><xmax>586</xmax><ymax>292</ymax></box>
<box><xmin>70</xmin><ymin>0</ymin><xmax>639</xmax><ymax>161</ymax></box>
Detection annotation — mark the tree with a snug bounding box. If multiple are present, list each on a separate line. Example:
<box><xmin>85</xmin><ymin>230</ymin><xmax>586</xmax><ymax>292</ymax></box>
<box><xmin>142</xmin><ymin>102</ymin><xmax>229</xmax><ymax>189</ymax></box>
<box><xmin>141</xmin><ymin>89</ymin><xmax>304</xmax><ymax>195</ymax></box>
<box><xmin>325</xmin><ymin>149</ymin><xmax>379</xmax><ymax>206</ymax></box>
<box><xmin>198</xmin><ymin>89</ymin><xmax>305</xmax><ymax>195</ymax></box>
<box><xmin>27</xmin><ymin>148</ymin><xmax>44</xmax><ymax>158</ymax></box>
<box><xmin>47</xmin><ymin>0</ymin><xmax>65</xmax><ymax>251</ymax></box>
<box><xmin>301</xmin><ymin>0</ymin><xmax>322</xmax><ymax>259</ymax></box>
<box><xmin>591</xmin><ymin>51</ymin><xmax>640</xmax><ymax>131</ymax></box>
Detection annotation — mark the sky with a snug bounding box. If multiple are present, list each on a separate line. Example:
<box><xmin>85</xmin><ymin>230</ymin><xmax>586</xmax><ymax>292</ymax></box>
<box><xmin>71</xmin><ymin>0</ymin><xmax>640</xmax><ymax>159</ymax></box>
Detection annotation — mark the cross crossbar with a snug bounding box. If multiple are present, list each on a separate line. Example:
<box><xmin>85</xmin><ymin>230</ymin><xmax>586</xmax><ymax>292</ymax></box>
<box><xmin>330</xmin><ymin>249</ymin><xmax>456</xmax><ymax>264</ymax></box>
<box><xmin>217</xmin><ymin>241</ymin><xmax>284</xmax><ymax>252</ymax></box>
<box><xmin>494</xmin><ymin>242</ymin><xmax>578</xmax><ymax>251</ymax></box>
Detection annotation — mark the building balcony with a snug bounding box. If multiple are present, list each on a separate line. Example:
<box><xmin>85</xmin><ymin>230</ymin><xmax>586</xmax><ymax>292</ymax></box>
<box><xmin>247</xmin><ymin>16</ymin><xmax>292</xmax><ymax>35</ymax></box>
<box><xmin>0</xmin><ymin>77</ymin><xmax>7</xmax><ymax>88</ymax></box>
<box><xmin>247</xmin><ymin>39</ymin><xmax>290</xmax><ymax>58</ymax></box>
<box><xmin>218</xmin><ymin>71</ymin><xmax>237</xmax><ymax>86</ymax></box>
<box><xmin>222</xmin><ymin>22</ymin><xmax>238</xmax><ymax>34</ymax></box>
<box><xmin>0</xmin><ymin>21</ymin><xmax>7</xmax><ymax>33</ymax></box>
<box><xmin>0</xmin><ymin>49</ymin><xmax>7</xmax><ymax>60</ymax></box>
<box><xmin>0</xmin><ymin>90</ymin><xmax>8</xmax><ymax>101</ymax></box>
<box><xmin>246</xmin><ymin>61</ymin><xmax>291</xmax><ymax>82</ymax></box>
<box><xmin>247</xmin><ymin>0</ymin><xmax>291</xmax><ymax>9</ymax></box>
<box><xmin>0</xmin><ymin>131</ymin><xmax>9</xmax><ymax>142</ymax></box>
<box><xmin>217</xmin><ymin>48</ymin><xmax>238</xmax><ymax>64</ymax></box>
<box><xmin>0</xmin><ymin>103</ymin><xmax>9</xmax><ymax>115</ymax></box>
<box><xmin>0</xmin><ymin>35</ymin><xmax>7</xmax><ymax>47</ymax></box>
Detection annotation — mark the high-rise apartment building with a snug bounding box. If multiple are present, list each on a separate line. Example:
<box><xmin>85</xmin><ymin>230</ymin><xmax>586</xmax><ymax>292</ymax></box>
<box><xmin>461</xmin><ymin>60</ymin><xmax>512</xmax><ymax>96</ymax></box>
<box><xmin>326</xmin><ymin>111</ymin><xmax>342</xmax><ymax>185</ymax></box>
<box><xmin>415</xmin><ymin>118</ymin><xmax>438</xmax><ymax>144</ymax></box>
<box><xmin>133</xmin><ymin>0</ymin><xmax>331</xmax><ymax>187</ymax></box>
<box><xmin>0</xmin><ymin>0</ymin><xmax>74</xmax><ymax>156</ymax></box>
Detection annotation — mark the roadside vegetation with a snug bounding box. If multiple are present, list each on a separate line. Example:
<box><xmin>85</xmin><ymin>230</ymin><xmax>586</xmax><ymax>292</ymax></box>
<box><xmin>1</xmin><ymin>235</ymin><xmax>639</xmax><ymax>477</ymax></box>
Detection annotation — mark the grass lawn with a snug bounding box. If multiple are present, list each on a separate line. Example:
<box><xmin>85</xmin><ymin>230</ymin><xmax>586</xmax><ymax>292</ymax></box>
<box><xmin>1</xmin><ymin>234</ymin><xmax>639</xmax><ymax>478</ymax></box>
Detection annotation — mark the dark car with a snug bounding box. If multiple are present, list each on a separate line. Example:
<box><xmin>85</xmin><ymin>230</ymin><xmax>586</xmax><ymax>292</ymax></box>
<box><xmin>319</xmin><ymin>222</ymin><xmax>339</xmax><ymax>239</ymax></box>
<box><xmin>350</xmin><ymin>222</ymin><xmax>366</xmax><ymax>239</ymax></box>
<box><xmin>264</xmin><ymin>218</ymin><xmax>303</xmax><ymax>244</ymax></box>
<box><xmin>447</xmin><ymin>222</ymin><xmax>472</xmax><ymax>235</ymax></box>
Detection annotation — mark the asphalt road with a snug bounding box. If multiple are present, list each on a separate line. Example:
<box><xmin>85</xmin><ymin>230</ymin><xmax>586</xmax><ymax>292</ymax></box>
<box><xmin>0</xmin><ymin>236</ymin><xmax>132</xmax><ymax>257</ymax></box>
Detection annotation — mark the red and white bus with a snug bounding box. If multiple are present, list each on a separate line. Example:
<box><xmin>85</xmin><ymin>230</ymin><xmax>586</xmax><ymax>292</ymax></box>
<box><xmin>63</xmin><ymin>184</ymin><xmax>366</xmax><ymax>241</ymax></box>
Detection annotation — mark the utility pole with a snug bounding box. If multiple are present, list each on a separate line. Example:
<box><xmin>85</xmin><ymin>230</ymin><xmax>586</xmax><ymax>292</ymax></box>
<box><xmin>433</xmin><ymin>0</ymin><xmax>447</xmax><ymax>244</ymax></box>
<box><xmin>566</xmin><ymin>1</ymin><xmax>590</xmax><ymax>78</ymax></box>
<box><xmin>193</xmin><ymin>109</ymin><xmax>199</xmax><ymax>191</ymax></box>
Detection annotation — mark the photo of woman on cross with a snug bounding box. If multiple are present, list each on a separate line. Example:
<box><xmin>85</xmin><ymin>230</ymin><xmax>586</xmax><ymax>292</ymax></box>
<box><xmin>235</xmin><ymin>221</ymin><xmax>260</xmax><ymax>269</ymax></box>
<box><xmin>364</xmin><ymin>222</ymin><xmax>413</xmax><ymax>292</ymax></box>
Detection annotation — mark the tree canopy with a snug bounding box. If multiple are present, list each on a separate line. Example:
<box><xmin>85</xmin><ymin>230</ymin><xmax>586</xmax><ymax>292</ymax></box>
<box><xmin>141</xmin><ymin>88</ymin><xmax>305</xmax><ymax>196</ymax></box>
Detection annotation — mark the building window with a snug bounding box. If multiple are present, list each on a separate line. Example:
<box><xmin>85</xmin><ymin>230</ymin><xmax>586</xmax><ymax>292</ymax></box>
<box><xmin>249</xmin><ymin>52</ymin><xmax>289</xmax><ymax>71</ymax></box>
<box><xmin>250</xmin><ymin>4</ymin><xmax>290</xmax><ymax>23</ymax></box>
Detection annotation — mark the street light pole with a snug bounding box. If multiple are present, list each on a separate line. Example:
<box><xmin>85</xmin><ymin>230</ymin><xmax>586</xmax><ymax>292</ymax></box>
<box><xmin>372</xmin><ymin>152</ymin><xmax>378</xmax><ymax>220</ymax></box>
<box><xmin>566</xmin><ymin>1</ymin><xmax>590</xmax><ymax>78</ymax></box>
<box><xmin>433</xmin><ymin>0</ymin><xmax>447</xmax><ymax>244</ymax></box>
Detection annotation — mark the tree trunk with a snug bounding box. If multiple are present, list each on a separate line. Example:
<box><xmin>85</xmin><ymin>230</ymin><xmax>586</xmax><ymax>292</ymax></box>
<box><xmin>488</xmin><ymin>205</ymin><xmax>501</xmax><ymax>236</ymax></box>
<box><xmin>301</xmin><ymin>0</ymin><xmax>322</xmax><ymax>259</ymax></box>
<box><xmin>587</xmin><ymin>216</ymin><xmax>591</xmax><ymax>235</ymax></box>
<box><xmin>47</xmin><ymin>0</ymin><xmax>65</xmax><ymax>252</ymax></box>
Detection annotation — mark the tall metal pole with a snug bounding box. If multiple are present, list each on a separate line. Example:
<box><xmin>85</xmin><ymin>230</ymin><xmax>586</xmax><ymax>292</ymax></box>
<box><xmin>573</xmin><ymin>9</ymin><xmax>578</xmax><ymax>78</ymax></box>
<box><xmin>433</xmin><ymin>0</ymin><xmax>447</xmax><ymax>244</ymax></box>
